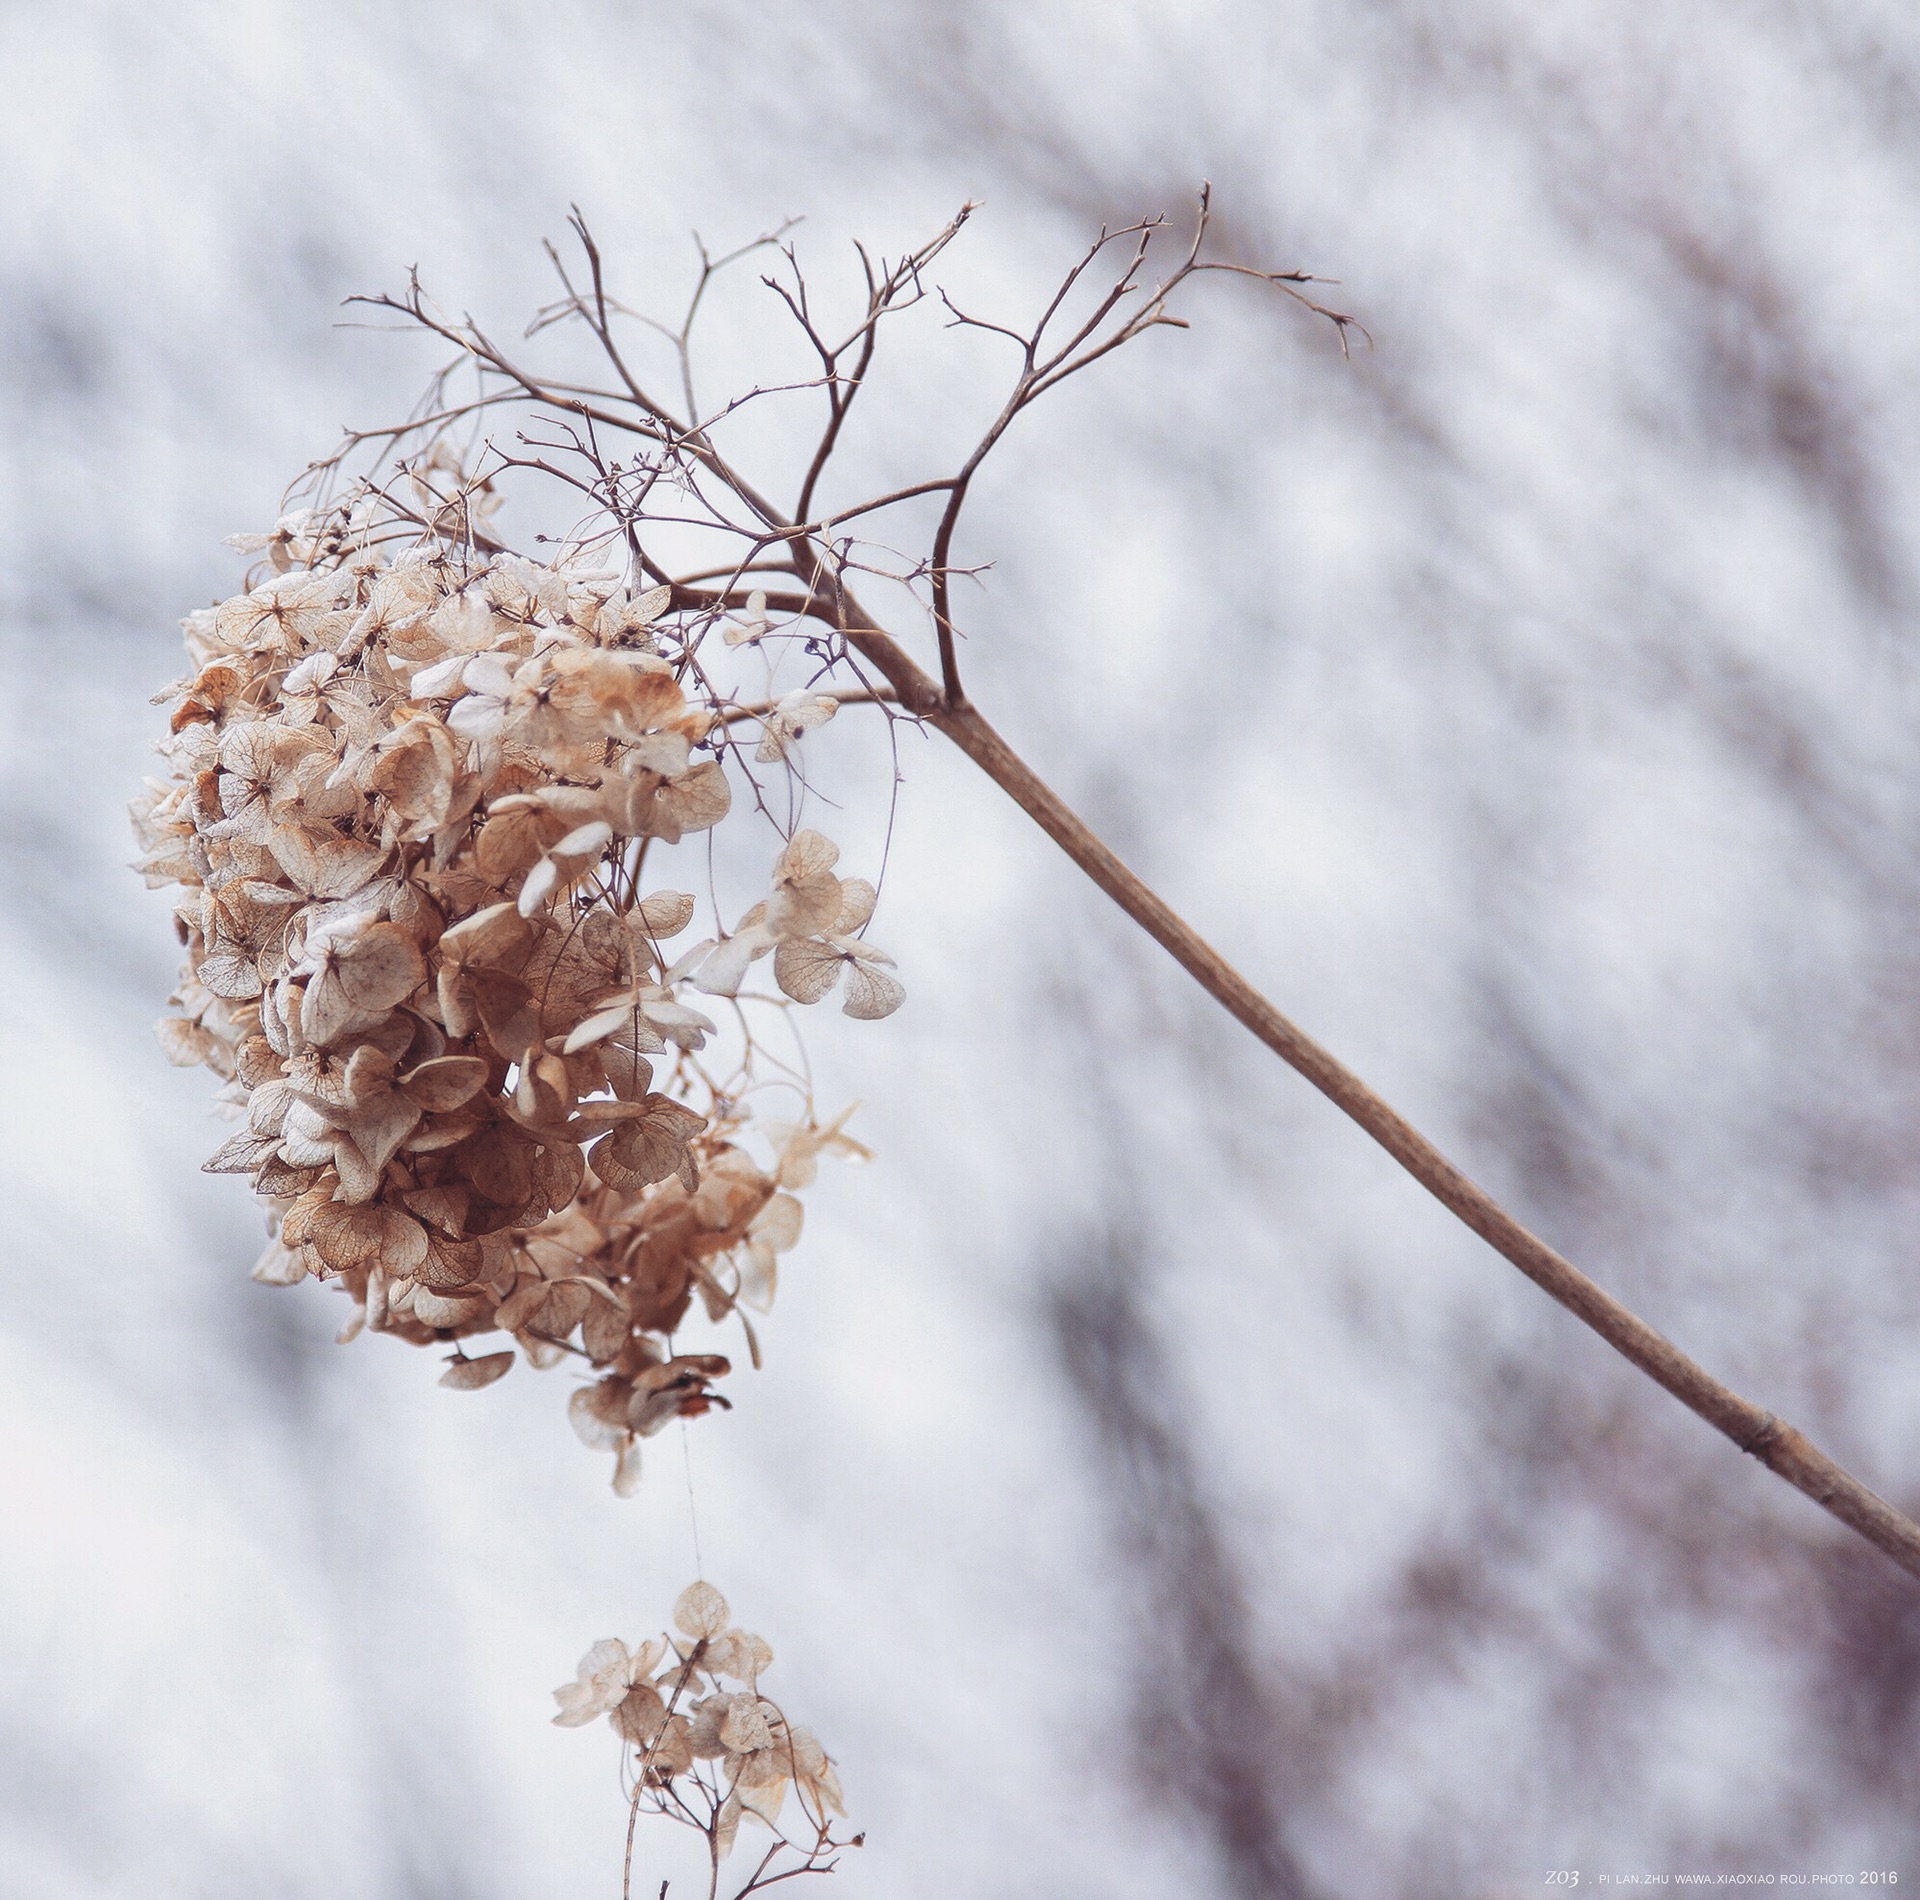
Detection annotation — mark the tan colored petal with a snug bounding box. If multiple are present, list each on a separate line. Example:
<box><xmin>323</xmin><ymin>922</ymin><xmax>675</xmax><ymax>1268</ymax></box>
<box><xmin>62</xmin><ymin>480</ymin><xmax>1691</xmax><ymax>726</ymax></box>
<box><xmin>648</xmin><ymin>760</ymin><xmax>731</xmax><ymax>842</ymax></box>
<box><xmin>599</xmin><ymin>1031</ymin><xmax>659</xmax><ymax>1100</ymax></box>
<box><xmin>476</xmin><ymin>802</ymin><xmax>563</xmax><ymax>880</ymax></box>
<box><xmin>307</xmin><ymin>1203</ymin><xmax>430</xmax><ymax>1276</ymax></box>
<box><xmin>412</xmin><ymin>1287</ymin><xmax>488</xmax><ymax>1327</ymax></box>
<box><xmin>336</xmin><ymin>922</ymin><xmax>426</xmax><ymax>1011</ymax></box>
<box><xmin>588</xmin><ymin>1097</ymin><xmax>706</xmax><ymax>1192</ymax></box>
<box><xmin>440</xmin><ymin>1350</ymin><xmax>514</xmax><ymax>1391</ymax></box>
<box><xmin>611</xmin><ymin>1680</ymin><xmax>668</xmax><ymax>1746</ymax></box>
<box><xmin>439</xmin><ymin>900</ymin><xmax>535</xmax><ymax>971</ymax></box>
<box><xmin>400</xmin><ymin>1054</ymin><xmax>490</xmax><ymax>1112</ymax></box>
<box><xmin>719</xmin><ymin>1694</ymin><xmax>775</xmax><ymax>1754</ymax></box>
<box><xmin>465</xmin><ymin>970</ymin><xmax>536</xmax><ymax>1063</ymax></box>
<box><xmin>581</xmin><ymin>1284</ymin><xmax>631</xmax><ymax>1364</ymax></box>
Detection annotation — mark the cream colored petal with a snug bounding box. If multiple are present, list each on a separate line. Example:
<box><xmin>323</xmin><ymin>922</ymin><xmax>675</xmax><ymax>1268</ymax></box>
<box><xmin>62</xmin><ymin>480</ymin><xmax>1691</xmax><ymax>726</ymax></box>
<box><xmin>612</xmin><ymin>1435</ymin><xmax>645</xmax><ymax>1496</ymax></box>
<box><xmin>329</xmin><ymin>1134</ymin><xmax>384</xmax><ymax>1204</ymax></box>
<box><xmin>203</xmin><ymin>1128</ymin><xmax>278</xmax><ymax>1174</ymax></box>
<box><xmin>568</xmin><ymin>1381</ymin><xmax>629</xmax><ymax>1452</ymax></box>
<box><xmin>736</xmin><ymin>1775</ymin><xmax>790</xmax><ymax>1827</ymax></box>
<box><xmin>406</xmin><ymin>652</ymin><xmax>469</xmax><ymax>698</ymax></box>
<box><xmin>552</xmin><ymin>819</ymin><xmax>613</xmax><ymax>859</ymax></box>
<box><xmin>516</xmin><ymin>854</ymin><xmax>559</xmax><ymax>918</ymax></box>
<box><xmin>737</xmin><ymin>1245</ymin><xmax>777</xmax><ymax>1314</ymax></box>
<box><xmin>687</xmin><ymin>927</ymin><xmax>772</xmax><ymax>998</ymax></box>
<box><xmin>750</xmin><ymin>1192</ymin><xmax>804</xmax><ymax>1252</ymax></box>
<box><xmin>776</xmin><ymin>828</ymin><xmax>837</xmax><ymax>881</ymax></box>
<box><xmin>250</xmin><ymin>1239</ymin><xmax>308</xmax><ymax>1286</ymax></box>
<box><xmin>562</xmin><ymin>1001</ymin><xmax>632</xmax><ymax>1054</ymax></box>
<box><xmin>623</xmin><ymin>731</ymin><xmax>691</xmax><ymax>775</ymax></box>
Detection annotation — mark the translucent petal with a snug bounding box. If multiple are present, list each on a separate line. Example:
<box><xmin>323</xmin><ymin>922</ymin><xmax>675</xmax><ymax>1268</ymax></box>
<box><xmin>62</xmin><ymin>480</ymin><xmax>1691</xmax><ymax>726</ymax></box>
<box><xmin>570</xmin><ymin>1381</ymin><xmax>630</xmax><ymax>1452</ymax></box>
<box><xmin>674</xmin><ymin>1580</ymin><xmax>731</xmax><ymax>1640</ymax></box>
<box><xmin>773</xmin><ymin>938</ymin><xmax>842</xmax><ymax>1005</ymax></box>
<box><xmin>750</xmin><ymin>1193</ymin><xmax>804</xmax><ymax>1252</ymax></box>
<box><xmin>689</xmin><ymin>929</ymin><xmax>768</xmax><ymax>998</ymax></box>
<box><xmin>841</xmin><ymin>956</ymin><xmax>905</xmax><ymax>1021</ymax></box>
<box><xmin>832</xmin><ymin>878</ymin><xmax>877</xmax><ymax>934</ymax></box>
<box><xmin>636</xmin><ymin>890</ymin><xmax>696</xmax><ymax>939</ymax></box>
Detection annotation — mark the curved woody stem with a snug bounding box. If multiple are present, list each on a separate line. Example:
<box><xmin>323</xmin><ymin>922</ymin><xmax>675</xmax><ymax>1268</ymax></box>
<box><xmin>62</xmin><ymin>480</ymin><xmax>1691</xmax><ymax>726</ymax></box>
<box><xmin>809</xmin><ymin>589</ymin><xmax>1920</xmax><ymax>1585</ymax></box>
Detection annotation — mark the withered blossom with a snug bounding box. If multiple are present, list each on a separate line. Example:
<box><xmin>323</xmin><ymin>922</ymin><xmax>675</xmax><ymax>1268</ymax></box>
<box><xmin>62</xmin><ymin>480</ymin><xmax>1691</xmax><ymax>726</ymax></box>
<box><xmin>555</xmin><ymin>1583</ymin><xmax>850</xmax><ymax>1867</ymax></box>
<box><xmin>754</xmin><ymin>690</ymin><xmax>839</xmax><ymax>762</ymax></box>
<box><xmin>690</xmin><ymin>831</ymin><xmax>904</xmax><ymax>1020</ymax></box>
<box><xmin>137</xmin><ymin>500</ymin><xmax>904</xmax><ymax>1489</ymax></box>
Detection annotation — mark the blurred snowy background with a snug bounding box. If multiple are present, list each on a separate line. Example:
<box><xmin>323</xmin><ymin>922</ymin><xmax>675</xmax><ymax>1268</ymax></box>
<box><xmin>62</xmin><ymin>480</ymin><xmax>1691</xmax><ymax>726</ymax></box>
<box><xmin>7</xmin><ymin>2</ymin><xmax>1920</xmax><ymax>1894</ymax></box>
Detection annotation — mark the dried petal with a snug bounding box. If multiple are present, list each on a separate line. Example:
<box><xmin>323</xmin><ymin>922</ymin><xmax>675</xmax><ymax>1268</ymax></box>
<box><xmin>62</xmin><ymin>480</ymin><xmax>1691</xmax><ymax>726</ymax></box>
<box><xmin>440</xmin><ymin>1351</ymin><xmax>514</xmax><ymax>1390</ymax></box>
<box><xmin>674</xmin><ymin>1581</ymin><xmax>730</xmax><ymax>1640</ymax></box>
<box><xmin>635</xmin><ymin>889</ymin><xmax>696</xmax><ymax>939</ymax></box>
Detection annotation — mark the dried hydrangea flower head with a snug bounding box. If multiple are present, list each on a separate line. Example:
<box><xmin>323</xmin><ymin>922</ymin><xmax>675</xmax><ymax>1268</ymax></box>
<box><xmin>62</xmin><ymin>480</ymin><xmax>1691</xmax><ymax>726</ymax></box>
<box><xmin>136</xmin><ymin>489</ymin><xmax>893</xmax><ymax>1490</ymax></box>
<box><xmin>555</xmin><ymin>1582</ymin><xmax>856</xmax><ymax>1893</ymax></box>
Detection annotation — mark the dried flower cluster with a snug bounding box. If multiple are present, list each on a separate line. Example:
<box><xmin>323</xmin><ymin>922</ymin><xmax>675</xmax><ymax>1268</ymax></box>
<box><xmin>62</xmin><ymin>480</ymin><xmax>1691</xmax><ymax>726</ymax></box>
<box><xmin>135</xmin><ymin>499</ymin><xmax>894</xmax><ymax>1490</ymax></box>
<box><xmin>555</xmin><ymin>1580</ymin><xmax>854</xmax><ymax>1889</ymax></box>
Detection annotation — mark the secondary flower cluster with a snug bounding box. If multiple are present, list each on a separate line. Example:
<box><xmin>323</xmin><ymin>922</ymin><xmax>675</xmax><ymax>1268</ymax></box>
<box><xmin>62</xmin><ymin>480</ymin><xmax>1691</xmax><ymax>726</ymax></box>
<box><xmin>554</xmin><ymin>1580</ymin><xmax>846</xmax><ymax>1861</ymax></box>
<box><xmin>135</xmin><ymin>510</ymin><xmax>895</xmax><ymax>1488</ymax></box>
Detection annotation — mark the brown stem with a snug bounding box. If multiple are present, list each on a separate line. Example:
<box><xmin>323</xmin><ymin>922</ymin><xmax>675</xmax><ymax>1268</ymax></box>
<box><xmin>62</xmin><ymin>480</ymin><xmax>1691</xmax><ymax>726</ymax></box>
<box><xmin>813</xmin><ymin>594</ymin><xmax>1920</xmax><ymax>1582</ymax></box>
<box><xmin>939</xmin><ymin>700</ymin><xmax>1920</xmax><ymax>1580</ymax></box>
